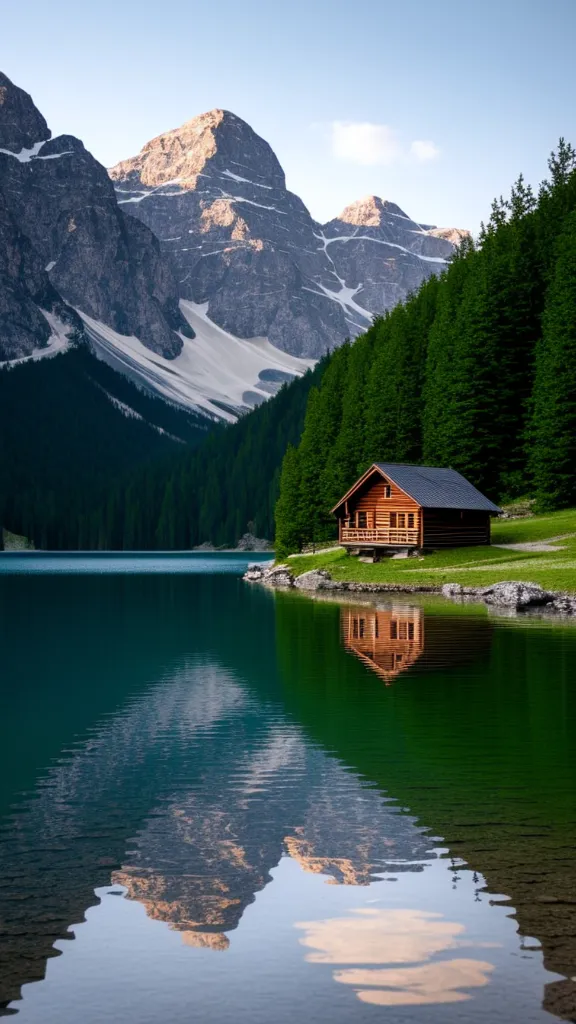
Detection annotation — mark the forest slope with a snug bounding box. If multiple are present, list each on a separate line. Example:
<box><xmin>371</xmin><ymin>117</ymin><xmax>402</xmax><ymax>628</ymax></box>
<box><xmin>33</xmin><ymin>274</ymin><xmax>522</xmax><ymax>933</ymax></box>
<box><xmin>275</xmin><ymin>141</ymin><xmax>576</xmax><ymax>558</ymax></box>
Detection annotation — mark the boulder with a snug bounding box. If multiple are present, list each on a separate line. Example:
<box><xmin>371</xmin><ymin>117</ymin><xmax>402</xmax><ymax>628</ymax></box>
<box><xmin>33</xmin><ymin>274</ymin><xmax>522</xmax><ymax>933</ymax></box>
<box><xmin>243</xmin><ymin>564</ymin><xmax>267</xmax><ymax>582</ymax></box>
<box><xmin>549</xmin><ymin>595</ymin><xmax>576</xmax><ymax>615</ymax></box>
<box><xmin>244</xmin><ymin>562</ymin><xmax>295</xmax><ymax>587</ymax></box>
<box><xmin>482</xmin><ymin>581</ymin><xmax>554</xmax><ymax>609</ymax></box>
<box><xmin>294</xmin><ymin>569</ymin><xmax>338</xmax><ymax>591</ymax></box>
<box><xmin>441</xmin><ymin>583</ymin><xmax>463</xmax><ymax>597</ymax></box>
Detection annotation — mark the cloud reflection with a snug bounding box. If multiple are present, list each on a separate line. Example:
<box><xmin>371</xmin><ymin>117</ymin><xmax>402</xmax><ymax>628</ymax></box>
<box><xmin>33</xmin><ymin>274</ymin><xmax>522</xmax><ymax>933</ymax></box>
<box><xmin>296</xmin><ymin>908</ymin><xmax>494</xmax><ymax>1006</ymax></box>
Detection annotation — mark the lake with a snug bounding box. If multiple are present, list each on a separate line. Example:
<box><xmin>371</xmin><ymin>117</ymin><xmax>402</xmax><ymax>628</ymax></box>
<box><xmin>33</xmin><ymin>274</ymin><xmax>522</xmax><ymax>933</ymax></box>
<box><xmin>0</xmin><ymin>553</ymin><xmax>575</xmax><ymax>1023</ymax></box>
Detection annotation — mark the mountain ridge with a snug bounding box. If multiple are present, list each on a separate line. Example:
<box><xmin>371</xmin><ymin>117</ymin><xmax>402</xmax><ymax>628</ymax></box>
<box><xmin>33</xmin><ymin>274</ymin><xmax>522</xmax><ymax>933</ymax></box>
<box><xmin>1</xmin><ymin>73</ymin><xmax>467</xmax><ymax>423</ymax></box>
<box><xmin>110</xmin><ymin>109</ymin><xmax>468</xmax><ymax>359</ymax></box>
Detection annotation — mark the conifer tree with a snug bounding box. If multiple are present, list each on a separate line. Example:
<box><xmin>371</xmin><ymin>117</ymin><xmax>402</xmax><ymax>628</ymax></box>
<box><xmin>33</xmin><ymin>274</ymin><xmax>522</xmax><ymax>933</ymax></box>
<box><xmin>530</xmin><ymin>209</ymin><xmax>576</xmax><ymax>509</ymax></box>
<box><xmin>422</xmin><ymin>239</ymin><xmax>475</xmax><ymax>466</ymax></box>
<box><xmin>297</xmin><ymin>345</ymin><xmax>350</xmax><ymax>545</ymax></box>
<box><xmin>323</xmin><ymin>331</ymin><xmax>375</xmax><ymax>502</ymax></box>
<box><xmin>364</xmin><ymin>276</ymin><xmax>439</xmax><ymax>466</ymax></box>
<box><xmin>275</xmin><ymin>445</ymin><xmax>305</xmax><ymax>557</ymax></box>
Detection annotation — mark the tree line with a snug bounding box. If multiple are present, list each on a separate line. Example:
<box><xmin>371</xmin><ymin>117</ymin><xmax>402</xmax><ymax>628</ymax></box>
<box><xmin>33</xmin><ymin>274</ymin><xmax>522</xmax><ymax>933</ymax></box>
<box><xmin>0</xmin><ymin>345</ymin><xmax>206</xmax><ymax>549</ymax></box>
<box><xmin>0</xmin><ymin>340</ymin><xmax>326</xmax><ymax>550</ymax></box>
<box><xmin>275</xmin><ymin>141</ymin><xmax>576</xmax><ymax>557</ymax></box>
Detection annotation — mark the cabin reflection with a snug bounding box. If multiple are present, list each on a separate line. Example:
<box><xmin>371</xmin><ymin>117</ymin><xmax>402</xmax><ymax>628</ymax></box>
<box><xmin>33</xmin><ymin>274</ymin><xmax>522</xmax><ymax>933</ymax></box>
<box><xmin>342</xmin><ymin>606</ymin><xmax>424</xmax><ymax>683</ymax></box>
<box><xmin>341</xmin><ymin>604</ymin><xmax>492</xmax><ymax>683</ymax></box>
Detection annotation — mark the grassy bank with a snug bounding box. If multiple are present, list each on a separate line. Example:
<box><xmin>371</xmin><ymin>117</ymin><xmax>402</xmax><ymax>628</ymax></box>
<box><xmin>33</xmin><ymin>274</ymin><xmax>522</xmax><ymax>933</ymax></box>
<box><xmin>287</xmin><ymin>509</ymin><xmax>576</xmax><ymax>593</ymax></box>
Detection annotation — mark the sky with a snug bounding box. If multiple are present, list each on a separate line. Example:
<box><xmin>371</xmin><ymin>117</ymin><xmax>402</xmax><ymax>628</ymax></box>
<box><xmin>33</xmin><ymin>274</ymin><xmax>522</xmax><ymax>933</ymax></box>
<box><xmin>2</xmin><ymin>0</ymin><xmax>575</xmax><ymax>233</ymax></box>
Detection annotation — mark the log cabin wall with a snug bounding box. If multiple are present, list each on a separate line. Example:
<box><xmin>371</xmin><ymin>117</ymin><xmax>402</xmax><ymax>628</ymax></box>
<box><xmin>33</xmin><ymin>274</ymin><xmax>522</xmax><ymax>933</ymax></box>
<box><xmin>343</xmin><ymin>475</ymin><xmax>420</xmax><ymax>532</ymax></box>
<box><xmin>422</xmin><ymin>508</ymin><xmax>491</xmax><ymax>547</ymax></box>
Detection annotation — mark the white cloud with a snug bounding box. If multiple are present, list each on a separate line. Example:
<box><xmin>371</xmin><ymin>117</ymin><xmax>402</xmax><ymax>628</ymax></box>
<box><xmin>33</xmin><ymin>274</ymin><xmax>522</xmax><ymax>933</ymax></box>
<box><xmin>331</xmin><ymin>122</ymin><xmax>403</xmax><ymax>166</ymax></box>
<box><xmin>410</xmin><ymin>139</ymin><xmax>441</xmax><ymax>162</ymax></box>
<box><xmin>329</xmin><ymin>122</ymin><xmax>440</xmax><ymax>167</ymax></box>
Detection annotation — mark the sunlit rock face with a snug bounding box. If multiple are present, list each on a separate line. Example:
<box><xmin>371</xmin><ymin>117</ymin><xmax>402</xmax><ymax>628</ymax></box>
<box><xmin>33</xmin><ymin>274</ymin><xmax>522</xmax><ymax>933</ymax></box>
<box><xmin>0</xmin><ymin>72</ymin><xmax>187</xmax><ymax>360</ymax></box>
<box><xmin>111</xmin><ymin>112</ymin><xmax>468</xmax><ymax>359</ymax></box>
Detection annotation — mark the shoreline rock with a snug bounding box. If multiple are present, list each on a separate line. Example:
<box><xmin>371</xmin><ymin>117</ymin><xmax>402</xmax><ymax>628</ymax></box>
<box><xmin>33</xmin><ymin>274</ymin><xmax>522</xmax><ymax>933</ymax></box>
<box><xmin>243</xmin><ymin>565</ymin><xmax>576</xmax><ymax>616</ymax></box>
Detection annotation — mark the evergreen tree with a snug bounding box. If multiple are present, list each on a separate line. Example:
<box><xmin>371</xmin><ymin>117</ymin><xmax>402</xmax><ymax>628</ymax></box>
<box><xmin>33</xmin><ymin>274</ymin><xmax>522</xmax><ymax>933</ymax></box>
<box><xmin>324</xmin><ymin>331</ymin><xmax>375</xmax><ymax>502</ymax></box>
<box><xmin>297</xmin><ymin>345</ymin><xmax>350</xmax><ymax>545</ymax></box>
<box><xmin>275</xmin><ymin>445</ymin><xmax>305</xmax><ymax>558</ymax></box>
<box><xmin>364</xmin><ymin>276</ymin><xmax>439</xmax><ymax>466</ymax></box>
<box><xmin>530</xmin><ymin>209</ymin><xmax>576</xmax><ymax>509</ymax></box>
<box><xmin>422</xmin><ymin>239</ymin><xmax>475</xmax><ymax>466</ymax></box>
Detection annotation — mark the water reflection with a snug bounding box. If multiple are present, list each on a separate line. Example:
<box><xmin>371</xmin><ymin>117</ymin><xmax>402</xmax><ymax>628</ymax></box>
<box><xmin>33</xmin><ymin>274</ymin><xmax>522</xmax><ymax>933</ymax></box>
<box><xmin>110</xmin><ymin>719</ymin><xmax>435</xmax><ymax>944</ymax></box>
<box><xmin>342</xmin><ymin>605</ymin><xmax>424</xmax><ymax>682</ymax></box>
<box><xmin>1</xmin><ymin>570</ymin><xmax>575</xmax><ymax>1022</ymax></box>
<box><xmin>296</xmin><ymin>908</ymin><xmax>494</xmax><ymax>1006</ymax></box>
<box><xmin>0</xmin><ymin>659</ymin><xmax>437</xmax><ymax>1013</ymax></box>
<box><xmin>341</xmin><ymin>602</ymin><xmax>493</xmax><ymax>682</ymax></box>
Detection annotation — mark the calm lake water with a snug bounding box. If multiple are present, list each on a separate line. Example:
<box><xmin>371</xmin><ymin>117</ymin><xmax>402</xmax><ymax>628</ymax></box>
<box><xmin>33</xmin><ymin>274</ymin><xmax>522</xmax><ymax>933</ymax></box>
<box><xmin>0</xmin><ymin>553</ymin><xmax>575</xmax><ymax>1023</ymax></box>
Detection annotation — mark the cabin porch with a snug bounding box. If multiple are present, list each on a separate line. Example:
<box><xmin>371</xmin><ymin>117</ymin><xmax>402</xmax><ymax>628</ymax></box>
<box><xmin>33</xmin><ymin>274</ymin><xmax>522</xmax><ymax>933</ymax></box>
<box><xmin>340</xmin><ymin>526</ymin><xmax>420</xmax><ymax>547</ymax></box>
<box><xmin>339</xmin><ymin>509</ymin><xmax>421</xmax><ymax>549</ymax></box>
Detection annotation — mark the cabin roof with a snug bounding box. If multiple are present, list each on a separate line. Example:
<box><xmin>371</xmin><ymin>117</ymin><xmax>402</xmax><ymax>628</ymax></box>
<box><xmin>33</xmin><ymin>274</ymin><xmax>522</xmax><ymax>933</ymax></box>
<box><xmin>331</xmin><ymin>463</ymin><xmax>502</xmax><ymax>513</ymax></box>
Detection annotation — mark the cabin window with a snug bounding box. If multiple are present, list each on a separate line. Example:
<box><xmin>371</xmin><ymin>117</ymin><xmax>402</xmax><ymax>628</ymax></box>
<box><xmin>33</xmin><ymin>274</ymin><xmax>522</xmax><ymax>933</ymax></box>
<box><xmin>390</xmin><ymin>620</ymin><xmax>398</xmax><ymax>639</ymax></box>
<box><xmin>359</xmin><ymin>618</ymin><xmax>365</xmax><ymax>638</ymax></box>
<box><xmin>357</xmin><ymin>511</ymin><xmax>367</xmax><ymax>529</ymax></box>
<box><xmin>398</xmin><ymin>513</ymin><xmax>406</xmax><ymax>529</ymax></box>
<box><xmin>408</xmin><ymin>513</ymin><xmax>415</xmax><ymax>529</ymax></box>
<box><xmin>383</xmin><ymin>485</ymin><xmax>391</xmax><ymax>498</ymax></box>
<box><xmin>390</xmin><ymin>513</ymin><xmax>397</xmax><ymax>528</ymax></box>
<box><xmin>352</xmin><ymin>617</ymin><xmax>358</xmax><ymax>639</ymax></box>
<box><xmin>408</xmin><ymin>622</ymin><xmax>415</xmax><ymax>640</ymax></box>
<box><xmin>375</xmin><ymin>619</ymin><xmax>379</xmax><ymax>639</ymax></box>
<box><xmin>399</xmin><ymin>621</ymin><xmax>407</xmax><ymax>640</ymax></box>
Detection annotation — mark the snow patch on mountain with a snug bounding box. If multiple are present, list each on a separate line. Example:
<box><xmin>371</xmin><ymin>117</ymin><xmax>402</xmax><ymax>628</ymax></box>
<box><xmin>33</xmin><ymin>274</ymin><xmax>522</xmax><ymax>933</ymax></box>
<box><xmin>97</xmin><ymin>388</ymin><xmax>186</xmax><ymax>442</ymax></box>
<box><xmin>79</xmin><ymin>303</ymin><xmax>313</xmax><ymax>423</ymax></box>
<box><xmin>318</xmin><ymin>230</ymin><xmax>448</xmax><ymax>264</ymax></box>
<box><xmin>0</xmin><ymin>140</ymin><xmax>72</xmax><ymax>163</ymax></box>
<box><xmin>2</xmin><ymin>311</ymin><xmax>72</xmax><ymax>366</ymax></box>
<box><xmin>0</xmin><ymin>140</ymin><xmax>45</xmax><ymax>162</ymax></box>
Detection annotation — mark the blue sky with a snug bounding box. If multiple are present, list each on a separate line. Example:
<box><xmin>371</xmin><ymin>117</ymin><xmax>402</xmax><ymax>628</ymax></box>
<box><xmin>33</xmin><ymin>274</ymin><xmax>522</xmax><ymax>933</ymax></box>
<box><xmin>2</xmin><ymin>0</ymin><xmax>575</xmax><ymax>232</ymax></box>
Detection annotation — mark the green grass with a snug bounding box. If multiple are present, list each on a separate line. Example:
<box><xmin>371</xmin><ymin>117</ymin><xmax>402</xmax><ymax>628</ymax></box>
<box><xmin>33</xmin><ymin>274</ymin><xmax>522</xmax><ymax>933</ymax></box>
<box><xmin>286</xmin><ymin>509</ymin><xmax>576</xmax><ymax>594</ymax></box>
<box><xmin>491</xmin><ymin>507</ymin><xmax>576</xmax><ymax>543</ymax></box>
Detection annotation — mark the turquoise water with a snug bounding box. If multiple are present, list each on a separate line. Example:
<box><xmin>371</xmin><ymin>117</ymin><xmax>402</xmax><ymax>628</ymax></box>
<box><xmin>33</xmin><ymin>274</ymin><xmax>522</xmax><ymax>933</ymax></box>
<box><xmin>0</xmin><ymin>551</ymin><xmax>273</xmax><ymax>574</ymax></box>
<box><xmin>0</xmin><ymin>554</ymin><xmax>575</xmax><ymax>1022</ymax></box>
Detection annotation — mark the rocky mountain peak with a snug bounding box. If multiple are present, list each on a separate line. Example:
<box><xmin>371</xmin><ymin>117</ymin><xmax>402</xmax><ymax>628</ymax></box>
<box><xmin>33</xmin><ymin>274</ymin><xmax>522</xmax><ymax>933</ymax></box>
<box><xmin>109</xmin><ymin>108</ymin><xmax>286</xmax><ymax>192</ymax></box>
<box><xmin>424</xmin><ymin>226</ymin><xmax>471</xmax><ymax>246</ymax></box>
<box><xmin>0</xmin><ymin>70</ymin><xmax>190</xmax><ymax>361</ymax></box>
<box><xmin>0</xmin><ymin>72</ymin><xmax>50</xmax><ymax>154</ymax></box>
<box><xmin>336</xmin><ymin>195</ymin><xmax>409</xmax><ymax>228</ymax></box>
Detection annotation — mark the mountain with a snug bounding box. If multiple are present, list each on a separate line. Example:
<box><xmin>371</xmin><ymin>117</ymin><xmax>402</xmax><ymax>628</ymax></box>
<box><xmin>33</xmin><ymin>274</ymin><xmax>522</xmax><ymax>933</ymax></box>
<box><xmin>0</xmin><ymin>73</ymin><xmax>315</xmax><ymax>421</ymax></box>
<box><xmin>0</xmin><ymin>76</ymin><xmax>464</xmax><ymax>422</ymax></box>
<box><xmin>110</xmin><ymin>109</ymin><xmax>467</xmax><ymax>359</ymax></box>
<box><xmin>0</xmin><ymin>71</ymin><xmax>190</xmax><ymax>363</ymax></box>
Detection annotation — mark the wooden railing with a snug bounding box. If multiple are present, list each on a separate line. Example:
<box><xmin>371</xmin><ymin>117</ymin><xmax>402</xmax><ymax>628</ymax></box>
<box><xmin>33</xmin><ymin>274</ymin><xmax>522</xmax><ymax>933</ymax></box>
<box><xmin>341</xmin><ymin>528</ymin><xmax>420</xmax><ymax>545</ymax></box>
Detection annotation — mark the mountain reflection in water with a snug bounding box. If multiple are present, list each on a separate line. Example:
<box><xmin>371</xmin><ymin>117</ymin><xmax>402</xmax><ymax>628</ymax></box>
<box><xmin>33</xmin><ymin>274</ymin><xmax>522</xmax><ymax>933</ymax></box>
<box><xmin>0</xmin><ymin>565</ymin><xmax>575</xmax><ymax>1023</ymax></box>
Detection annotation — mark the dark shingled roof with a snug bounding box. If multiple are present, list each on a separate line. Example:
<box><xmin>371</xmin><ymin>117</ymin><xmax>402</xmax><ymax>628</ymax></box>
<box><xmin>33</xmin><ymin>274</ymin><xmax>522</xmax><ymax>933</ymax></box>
<box><xmin>373</xmin><ymin>463</ymin><xmax>502</xmax><ymax>512</ymax></box>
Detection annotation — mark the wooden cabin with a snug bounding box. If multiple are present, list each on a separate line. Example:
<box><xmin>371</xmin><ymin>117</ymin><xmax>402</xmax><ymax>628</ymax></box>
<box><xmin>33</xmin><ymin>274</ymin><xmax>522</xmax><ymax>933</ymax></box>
<box><xmin>331</xmin><ymin>463</ymin><xmax>501</xmax><ymax>552</ymax></box>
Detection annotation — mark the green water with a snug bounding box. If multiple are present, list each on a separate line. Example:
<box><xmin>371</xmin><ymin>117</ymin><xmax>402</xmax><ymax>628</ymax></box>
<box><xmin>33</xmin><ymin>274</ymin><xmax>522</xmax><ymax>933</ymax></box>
<box><xmin>0</xmin><ymin>555</ymin><xmax>575</xmax><ymax>1022</ymax></box>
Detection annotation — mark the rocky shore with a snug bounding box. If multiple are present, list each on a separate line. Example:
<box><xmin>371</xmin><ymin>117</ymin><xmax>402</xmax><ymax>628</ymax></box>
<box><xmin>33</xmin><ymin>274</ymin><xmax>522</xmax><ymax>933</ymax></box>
<box><xmin>243</xmin><ymin>564</ymin><xmax>576</xmax><ymax>615</ymax></box>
